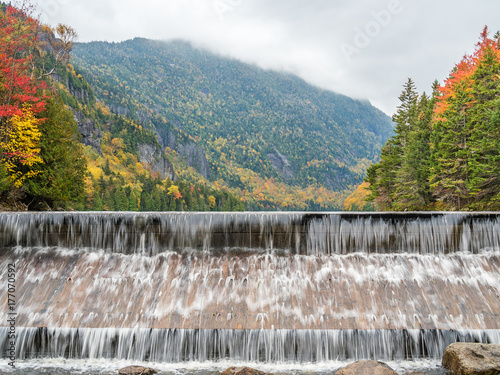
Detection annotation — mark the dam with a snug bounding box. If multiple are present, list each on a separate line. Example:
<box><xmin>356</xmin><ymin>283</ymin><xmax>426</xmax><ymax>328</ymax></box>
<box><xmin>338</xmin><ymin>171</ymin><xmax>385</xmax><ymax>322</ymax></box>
<box><xmin>0</xmin><ymin>212</ymin><xmax>499</xmax><ymax>364</ymax></box>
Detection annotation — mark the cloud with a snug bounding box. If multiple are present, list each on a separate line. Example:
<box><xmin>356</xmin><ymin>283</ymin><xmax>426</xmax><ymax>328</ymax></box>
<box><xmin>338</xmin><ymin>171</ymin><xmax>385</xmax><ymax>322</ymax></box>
<box><xmin>34</xmin><ymin>0</ymin><xmax>500</xmax><ymax>115</ymax></box>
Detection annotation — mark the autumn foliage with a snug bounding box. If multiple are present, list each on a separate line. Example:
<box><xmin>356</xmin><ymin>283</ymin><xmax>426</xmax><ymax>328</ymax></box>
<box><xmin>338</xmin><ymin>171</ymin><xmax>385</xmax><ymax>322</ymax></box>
<box><xmin>0</xmin><ymin>3</ymin><xmax>86</xmax><ymax>208</ymax></box>
<box><xmin>365</xmin><ymin>27</ymin><xmax>500</xmax><ymax>211</ymax></box>
<box><xmin>0</xmin><ymin>4</ymin><xmax>46</xmax><ymax>119</ymax></box>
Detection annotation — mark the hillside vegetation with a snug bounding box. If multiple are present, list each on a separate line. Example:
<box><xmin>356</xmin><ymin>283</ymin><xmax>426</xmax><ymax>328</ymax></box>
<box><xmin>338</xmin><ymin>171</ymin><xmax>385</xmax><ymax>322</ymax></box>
<box><xmin>366</xmin><ymin>28</ymin><xmax>500</xmax><ymax>211</ymax></box>
<box><xmin>72</xmin><ymin>39</ymin><xmax>393</xmax><ymax>210</ymax></box>
<box><xmin>0</xmin><ymin>3</ymin><xmax>244</xmax><ymax>211</ymax></box>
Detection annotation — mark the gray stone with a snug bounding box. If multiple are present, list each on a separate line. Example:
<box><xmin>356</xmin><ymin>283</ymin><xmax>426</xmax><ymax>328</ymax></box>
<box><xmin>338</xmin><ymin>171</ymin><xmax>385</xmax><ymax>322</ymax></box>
<box><xmin>177</xmin><ymin>142</ymin><xmax>211</xmax><ymax>179</ymax></box>
<box><xmin>138</xmin><ymin>143</ymin><xmax>177</xmax><ymax>180</ymax></box>
<box><xmin>442</xmin><ymin>342</ymin><xmax>500</xmax><ymax>375</ymax></box>
<box><xmin>118</xmin><ymin>365</ymin><xmax>158</xmax><ymax>375</ymax></box>
<box><xmin>267</xmin><ymin>149</ymin><xmax>294</xmax><ymax>182</ymax></box>
<box><xmin>72</xmin><ymin>109</ymin><xmax>102</xmax><ymax>154</ymax></box>
<box><xmin>335</xmin><ymin>360</ymin><xmax>397</xmax><ymax>375</ymax></box>
<box><xmin>221</xmin><ymin>367</ymin><xmax>269</xmax><ymax>375</ymax></box>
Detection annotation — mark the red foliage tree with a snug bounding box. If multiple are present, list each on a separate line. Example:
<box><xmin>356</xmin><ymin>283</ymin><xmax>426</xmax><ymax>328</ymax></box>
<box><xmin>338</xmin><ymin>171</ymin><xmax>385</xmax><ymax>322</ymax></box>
<box><xmin>0</xmin><ymin>4</ymin><xmax>46</xmax><ymax>123</ymax></box>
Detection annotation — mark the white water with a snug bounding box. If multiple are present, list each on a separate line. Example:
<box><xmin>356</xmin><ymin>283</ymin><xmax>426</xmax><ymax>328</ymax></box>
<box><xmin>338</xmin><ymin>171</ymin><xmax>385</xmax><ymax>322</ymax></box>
<box><xmin>0</xmin><ymin>212</ymin><xmax>499</xmax><ymax>371</ymax></box>
<box><xmin>1</xmin><ymin>212</ymin><xmax>500</xmax><ymax>255</ymax></box>
<box><xmin>0</xmin><ymin>357</ymin><xmax>448</xmax><ymax>375</ymax></box>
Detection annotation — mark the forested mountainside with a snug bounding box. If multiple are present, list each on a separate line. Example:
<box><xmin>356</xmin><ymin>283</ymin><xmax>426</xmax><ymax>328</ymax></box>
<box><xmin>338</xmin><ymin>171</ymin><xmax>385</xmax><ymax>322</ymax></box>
<box><xmin>366</xmin><ymin>28</ymin><xmax>500</xmax><ymax>211</ymax></box>
<box><xmin>0</xmin><ymin>3</ymin><xmax>243</xmax><ymax>211</ymax></box>
<box><xmin>71</xmin><ymin>38</ymin><xmax>394</xmax><ymax>210</ymax></box>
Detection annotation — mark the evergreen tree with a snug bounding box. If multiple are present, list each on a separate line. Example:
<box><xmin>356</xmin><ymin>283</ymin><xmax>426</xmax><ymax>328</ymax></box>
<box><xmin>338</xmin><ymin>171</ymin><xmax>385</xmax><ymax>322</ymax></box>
<box><xmin>467</xmin><ymin>43</ymin><xmax>500</xmax><ymax>208</ymax></box>
<box><xmin>430</xmin><ymin>58</ymin><xmax>475</xmax><ymax>209</ymax></box>
<box><xmin>28</xmin><ymin>96</ymin><xmax>87</xmax><ymax>207</ymax></box>
<box><xmin>366</xmin><ymin>78</ymin><xmax>418</xmax><ymax>210</ymax></box>
<box><xmin>393</xmin><ymin>91</ymin><xmax>436</xmax><ymax>210</ymax></box>
<box><xmin>113</xmin><ymin>185</ymin><xmax>129</xmax><ymax>211</ymax></box>
<box><xmin>367</xmin><ymin>28</ymin><xmax>500</xmax><ymax>212</ymax></box>
<box><xmin>128</xmin><ymin>190</ymin><xmax>140</xmax><ymax>211</ymax></box>
<box><xmin>91</xmin><ymin>192</ymin><xmax>104</xmax><ymax>211</ymax></box>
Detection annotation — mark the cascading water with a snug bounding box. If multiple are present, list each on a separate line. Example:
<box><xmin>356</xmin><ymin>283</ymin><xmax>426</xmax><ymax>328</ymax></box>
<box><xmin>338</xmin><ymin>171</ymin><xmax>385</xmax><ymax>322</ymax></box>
<box><xmin>0</xmin><ymin>212</ymin><xmax>499</xmax><ymax>368</ymax></box>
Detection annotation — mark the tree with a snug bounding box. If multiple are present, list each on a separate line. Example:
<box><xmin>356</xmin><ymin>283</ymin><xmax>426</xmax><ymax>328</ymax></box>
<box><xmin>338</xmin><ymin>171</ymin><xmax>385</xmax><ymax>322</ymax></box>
<box><xmin>467</xmin><ymin>34</ymin><xmax>500</xmax><ymax>208</ymax></box>
<box><xmin>27</xmin><ymin>96</ymin><xmax>87</xmax><ymax>206</ymax></box>
<box><xmin>392</xmin><ymin>91</ymin><xmax>436</xmax><ymax>210</ymax></box>
<box><xmin>366</xmin><ymin>78</ymin><xmax>419</xmax><ymax>210</ymax></box>
<box><xmin>0</xmin><ymin>4</ymin><xmax>46</xmax><ymax>124</ymax></box>
<box><xmin>0</xmin><ymin>108</ymin><xmax>43</xmax><ymax>187</ymax></box>
<box><xmin>37</xmin><ymin>23</ymin><xmax>78</xmax><ymax>79</ymax></box>
<box><xmin>430</xmin><ymin>27</ymin><xmax>500</xmax><ymax>210</ymax></box>
<box><xmin>113</xmin><ymin>185</ymin><xmax>129</xmax><ymax>211</ymax></box>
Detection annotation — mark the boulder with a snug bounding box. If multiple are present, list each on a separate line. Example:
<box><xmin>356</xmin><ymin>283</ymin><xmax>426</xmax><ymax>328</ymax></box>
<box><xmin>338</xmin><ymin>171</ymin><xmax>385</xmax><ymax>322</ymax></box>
<box><xmin>442</xmin><ymin>343</ymin><xmax>500</xmax><ymax>375</ymax></box>
<box><xmin>221</xmin><ymin>367</ymin><xmax>269</xmax><ymax>375</ymax></box>
<box><xmin>118</xmin><ymin>366</ymin><xmax>158</xmax><ymax>375</ymax></box>
<box><xmin>335</xmin><ymin>360</ymin><xmax>397</xmax><ymax>375</ymax></box>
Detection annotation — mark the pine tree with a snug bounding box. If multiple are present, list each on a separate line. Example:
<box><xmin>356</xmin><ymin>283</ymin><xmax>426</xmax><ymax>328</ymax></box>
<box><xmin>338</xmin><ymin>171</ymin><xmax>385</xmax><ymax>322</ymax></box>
<box><xmin>113</xmin><ymin>185</ymin><xmax>129</xmax><ymax>211</ymax></box>
<box><xmin>366</xmin><ymin>78</ymin><xmax>418</xmax><ymax>210</ymax></box>
<box><xmin>27</xmin><ymin>96</ymin><xmax>87</xmax><ymax>207</ymax></box>
<box><xmin>430</xmin><ymin>59</ymin><xmax>475</xmax><ymax>210</ymax></box>
<box><xmin>467</xmin><ymin>40</ymin><xmax>500</xmax><ymax>208</ymax></box>
<box><xmin>392</xmin><ymin>90</ymin><xmax>436</xmax><ymax>210</ymax></box>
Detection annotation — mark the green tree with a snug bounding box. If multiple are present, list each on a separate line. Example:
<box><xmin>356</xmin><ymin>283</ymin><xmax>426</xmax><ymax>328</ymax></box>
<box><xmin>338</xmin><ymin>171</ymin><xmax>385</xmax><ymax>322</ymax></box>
<box><xmin>366</xmin><ymin>78</ymin><xmax>419</xmax><ymax>210</ymax></box>
<box><xmin>393</xmin><ymin>90</ymin><xmax>436</xmax><ymax>210</ymax></box>
<box><xmin>113</xmin><ymin>185</ymin><xmax>129</xmax><ymax>211</ymax></box>
<box><xmin>467</xmin><ymin>44</ymin><xmax>500</xmax><ymax>208</ymax></box>
<box><xmin>430</xmin><ymin>63</ymin><xmax>475</xmax><ymax>209</ymax></box>
<box><xmin>28</xmin><ymin>96</ymin><xmax>87</xmax><ymax>207</ymax></box>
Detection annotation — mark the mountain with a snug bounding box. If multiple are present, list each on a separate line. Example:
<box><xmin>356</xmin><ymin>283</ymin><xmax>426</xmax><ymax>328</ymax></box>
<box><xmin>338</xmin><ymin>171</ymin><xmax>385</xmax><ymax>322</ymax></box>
<box><xmin>71</xmin><ymin>38</ymin><xmax>393</xmax><ymax>211</ymax></box>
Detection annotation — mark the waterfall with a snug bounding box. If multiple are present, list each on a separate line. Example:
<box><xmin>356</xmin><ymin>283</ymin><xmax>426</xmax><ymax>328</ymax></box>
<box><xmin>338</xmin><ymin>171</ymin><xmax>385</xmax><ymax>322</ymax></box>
<box><xmin>1</xmin><ymin>212</ymin><xmax>499</xmax><ymax>363</ymax></box>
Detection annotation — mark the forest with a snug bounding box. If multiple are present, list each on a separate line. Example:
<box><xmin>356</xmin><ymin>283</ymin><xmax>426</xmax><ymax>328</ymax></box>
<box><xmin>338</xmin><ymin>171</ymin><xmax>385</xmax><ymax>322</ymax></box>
<box><xmin>9</xmin><ymin>4</ymin><xmax>499</xmax><ymax>213</ymax></box>
<box><xmin>71</xmin><ymin>39</ymin><xmax>393</xmax><ymax>211</ymax></box>
<box><xmin>365</xmin><ymin>27</ymin><xmax>500</xmax><ymax>211</ymax></box>
<box><xmin>0</xmin><ymin>3</ymin><xmax>87</xmax><ymax>210</ymax></box>
<box><xmin>0</xmin><ymin>3</ymin><xmax>244</xmax><ymax>211</ymax></box>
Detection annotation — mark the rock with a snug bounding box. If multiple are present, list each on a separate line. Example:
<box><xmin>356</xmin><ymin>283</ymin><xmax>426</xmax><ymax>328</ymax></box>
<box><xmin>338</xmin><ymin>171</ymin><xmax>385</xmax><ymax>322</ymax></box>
<box><xmin>335</xmin><ymin>360</ymin><xmax>397</xmax><ymax>375</ymax></box>
<box><xmin>221</xmin><ymin>366</ymin><xmax>269</xmax><ymax>375</ymax></box>
<box><xmin>442</xmin><ymin>342</ymin><xmax>500</xmax><ymax>375</ymax></box>
<box><xmin>72</xmin><ymin>109</ymin><xmax>103</xmax><ymax>155</ymax></box>
<box><xmin>177</xmin><ymin>142</ymin><xmax>211</xmax><ymax>179</ymax></box>
<box><xmin>267</xmin><ymin>149</ymin><xmax>294</xmax><ymax>183</ymax></box>
<box><xmin>138</xmin><ymin>143</ymin><xmax>177</xmax><ymax>180</ymax></box>
<box><xmin>118</xmin><ymin>365</ymin><xmax>158</xmax><ymax>375</ymax></box>
<box><xmin>109</xmin><ymin>104</ymin><xmax>130</xmax><ymax>117</ymax></box>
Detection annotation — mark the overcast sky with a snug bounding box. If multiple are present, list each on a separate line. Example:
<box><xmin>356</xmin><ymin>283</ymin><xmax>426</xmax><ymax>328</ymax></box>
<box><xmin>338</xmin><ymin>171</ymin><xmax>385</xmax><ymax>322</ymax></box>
<box><xmin>31</xmin><ymin>0</ymin><xmax>500</xmax><ymax>116</ymax></box>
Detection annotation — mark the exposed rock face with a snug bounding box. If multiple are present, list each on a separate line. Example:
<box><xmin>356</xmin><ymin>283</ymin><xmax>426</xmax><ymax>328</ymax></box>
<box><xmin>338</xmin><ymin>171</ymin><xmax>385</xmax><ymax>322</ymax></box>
<box><xmin>156</xmin><ymin>128</ymin><xmax>211</xmax><ymax>179</ymax></box>
<box><xmin>177</xmin><ymin>142</ymin><xmax>211</xmax><ymax>179</ymax></box>
<box><xmin>72</xmin><ymin>109</ymin><xmax>102</xmax><ymax>154</ymax></box>
<box><xmin>69</xmin><ymin>85</ymin><xmax>90</xmax><ymax>103</ymax></box>
<box><xmin>268</xmin><ymin>150</ymin><xmax>294</xmax><ymax>182</ymax></box>
<box><xmin>156</xmin><ymin>127</ymin><xmax>176</xmax><ymax>150</ymax></box>
<box><xmin>138</xmin><ymin>143</ymin><xmax>177</xmax><ymax>181</ymax></box>
<box><xmin>109</xmin><ymin>103</ymin><xmax>130</xmax><ymax>117</ymax></box>
<box><xmin>221</xmin><ymin>366</ymin><xmax>269</xmax><ymax>375</ymax></box>
<box><xmin>335</xmin><ymin>360</ymin><xmax>397</xmax><ymax>375</ymax></box>
<box><xmin>442</xmin><ymin>343</ymin><xmax>500</xmax><ymax>375</ymax></box>
<box><xmin>118</xmin><ymin>366</ymin><xmax>158</xmax><ymax>375</ymax></box>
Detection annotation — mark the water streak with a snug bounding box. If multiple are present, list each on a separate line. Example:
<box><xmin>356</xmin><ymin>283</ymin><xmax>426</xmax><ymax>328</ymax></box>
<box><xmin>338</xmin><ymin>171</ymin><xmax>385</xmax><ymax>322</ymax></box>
<box><xmin>1</xmin><ymin>212</ymin><xmax>499</xmax><ymax>364</ymax></box>
<box><xmin>1</xmin><ymin>212</ymin><xmax>499</xmax><ymax>255</ymax></box>
<box><xmin>1</xmin><ymin>327</ymin><xmax>498</xmax><ymax>362</ymax></box>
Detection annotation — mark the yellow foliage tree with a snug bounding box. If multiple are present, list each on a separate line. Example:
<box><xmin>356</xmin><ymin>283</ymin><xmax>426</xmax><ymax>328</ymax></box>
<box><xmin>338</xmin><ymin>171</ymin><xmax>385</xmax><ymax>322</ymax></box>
<box><xmin>168</xmin><ymin>184</ymin><xmax>182</xmax><ymax>200</ymax></box>
<box><xmin>208</xmin><ymin>195</ymin><xmax>216</xmax><ymax>208</ymax></box>
<box><xmin>1</xmin><ymin>109</ymin><xmax>43</xmax><ymax>187</ymax></box>
<box><xmin>343</xmin><ymin>182</ymin><xmax>374</xmax><ymax>211</ymax></box>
